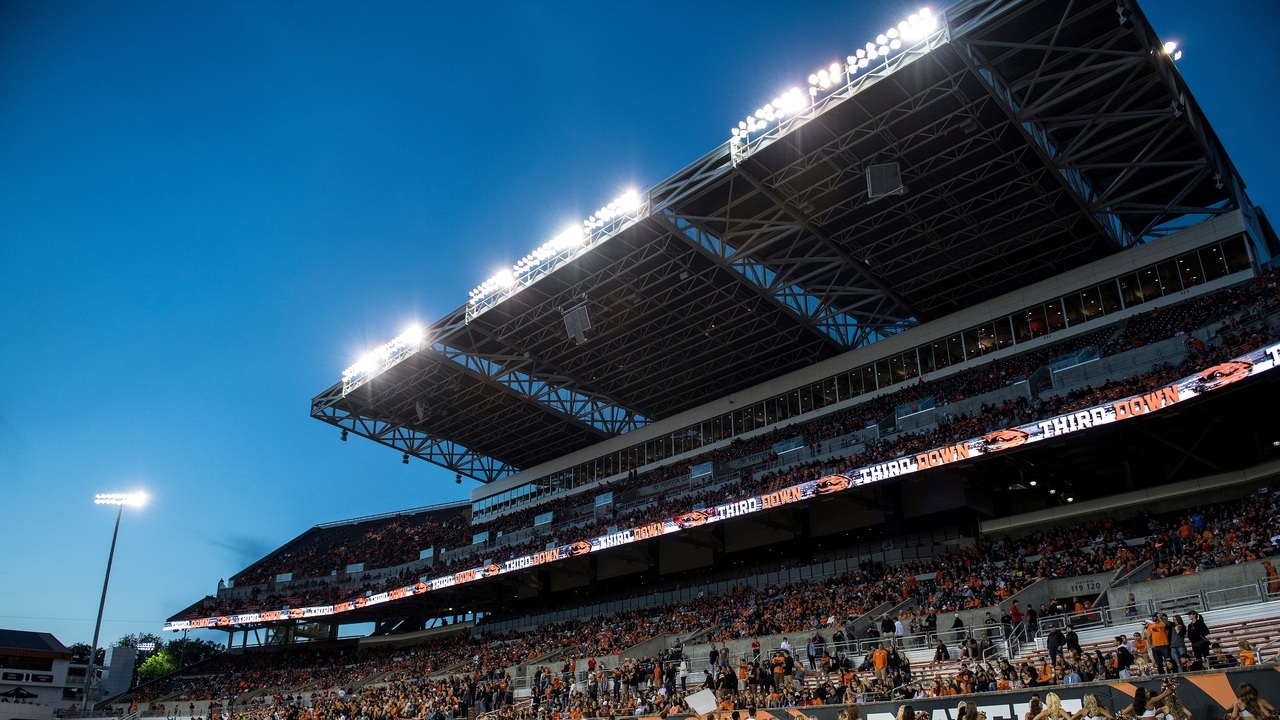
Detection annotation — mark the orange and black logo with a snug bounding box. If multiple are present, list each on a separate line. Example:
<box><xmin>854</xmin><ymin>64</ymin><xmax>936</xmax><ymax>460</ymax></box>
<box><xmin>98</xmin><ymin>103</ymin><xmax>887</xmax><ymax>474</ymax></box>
<box><xmin>481</xmin><ymin>564</ymin><xmax>503</xmax><ymax>578</ymax></box>
<box><xmin>815</xmin><ymin>474</ymin><xmax>852</xmax><ymax>495</ymax></box>
<box><xmin>675</xmin><ymin>510</ymin><xmax>710</xmax><ymax>529</ymax></box>
<box><xmin>1193</xmin><ymin>360</ymin><xmax>1253</xmax><ymax>392</ymax></box>
<box><xmin>288</xmin><ymin>608</ymin><xmax>306</xmax><ymax>619</ymax></box>
<box><xmin>981</xmin><ymin>428</ymin><xmax>1029</xmax><ymax>453</ymax></box>
<box><xmin>214</xmin><ymin>616</ymin><xmax>231</xmax><ymax>627</ymax></box>
<box><xmin>352</xmin><ymin>596</ymin><xmax>368</xmax><ymax>609</ymax></box>
<box><xmin>567</xmin><ymin>540</ymin><xmax>593</xmax><ymax>557</ymax></box>
<box><xmin>414</xmin><ymin>582</ymin><xmax>428</xmax><ymax>595</ymax></box>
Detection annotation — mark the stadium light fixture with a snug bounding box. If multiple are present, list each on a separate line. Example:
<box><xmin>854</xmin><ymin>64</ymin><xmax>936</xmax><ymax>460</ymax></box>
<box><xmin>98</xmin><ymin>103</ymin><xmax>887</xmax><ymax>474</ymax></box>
<box><xmin>1162</xmin><ymin>41</ymin><xmax>1183</xmax><ymax>61</ymax></box>
<box><xmin>466</xmin><ymin>189</ymin><xmax>647</xmax><ymax>319</ymax></box>
<box><xmin>85</xmin><ymin>491</ymin><xmax>146</xmax><ymax>711</ymax></box>
<box><xmin>734</xmin><ymin>8</ymin><xmax>938</xmax><ymax>150</ymax></box>
<box><xmin>341</xmin><ymin>324</ymin><xmax>427</xmax><ymax>396</ymax></box>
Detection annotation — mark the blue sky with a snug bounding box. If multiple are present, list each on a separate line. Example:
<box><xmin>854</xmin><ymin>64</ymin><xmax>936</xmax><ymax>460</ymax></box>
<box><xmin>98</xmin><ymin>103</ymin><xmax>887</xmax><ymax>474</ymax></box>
<box><xmin>1</xmin><ymin>0</ymin><xmax>1277</xmax><ymax>649</ymax></box>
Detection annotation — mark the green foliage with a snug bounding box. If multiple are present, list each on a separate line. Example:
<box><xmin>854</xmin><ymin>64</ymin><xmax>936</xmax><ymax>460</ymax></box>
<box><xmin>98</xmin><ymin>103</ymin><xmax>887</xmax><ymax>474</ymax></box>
<box><xmin>135</xmin><ymin>652</ymin><xmax>177</xmax><ymax>684</ymax></box>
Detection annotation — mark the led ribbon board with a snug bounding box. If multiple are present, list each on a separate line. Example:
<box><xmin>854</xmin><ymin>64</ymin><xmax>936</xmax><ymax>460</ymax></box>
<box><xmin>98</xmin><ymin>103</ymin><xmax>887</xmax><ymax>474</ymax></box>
<box><xmin>167</xmin><ymin>341</ymin><xmax>1280</xmax><ymax>631</ymax></box>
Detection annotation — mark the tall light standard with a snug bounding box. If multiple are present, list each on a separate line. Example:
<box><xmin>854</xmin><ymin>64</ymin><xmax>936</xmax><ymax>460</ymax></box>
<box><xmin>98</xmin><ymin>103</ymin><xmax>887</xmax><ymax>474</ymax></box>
<box><xmin>84</xmin><ymin>492</ymin><xmax>146</xmax><ymax>711</ymax></box>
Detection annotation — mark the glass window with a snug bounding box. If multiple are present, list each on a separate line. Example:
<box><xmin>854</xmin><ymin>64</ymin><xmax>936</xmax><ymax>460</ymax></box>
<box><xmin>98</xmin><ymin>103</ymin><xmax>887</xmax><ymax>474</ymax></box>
<box><xmin>875</xmin><ymin>359</ymin><xmax>892</xmax><ymax>390</ymax></box>
<box><xmin>1222</xmin><ymin>235</ymin><xmax>1251</xmax><ymax>273</ymax></box>
<box><xmin>931</xmin><ymin>340</ymin><xmax>950</xmax><ymax>369</ymax></box>
<box><xmin>962</xmin><ymin>328</ymin><xmax>981</xmax><ymax>359</ymax></box>
<box><xmin>1177</xmin><ymin>251</ymin><xmax>1203</xmax><ymax>289</ymax></box>
<box><xmin>918</xmin><ymin>344</ymin><xmax>936</xmax><ymax>374</ymax></box>
<box><xmin>775</xmin><ymin>393</ymin><xmax>794</xmax><ymax>422</ymax></box>
<box><xmin>1079</xmin><ymin>287</ymin><xmax>1102</xmax><ymax>322</ymax></box>
<box><xmin>1156</xmin><ymin>259</ymin><xmax>1182</xmax><ymax>294</ymax></box>
<box><xmin>993</xmin><ymin>316</ymin><xmax>1014</xmax><ymax>350</ymax></box>
<box><xmin>763</xmin><ymin>398</ymin><xmax>778</xmax><ymax>426</ymax></box>
<box><xmin>1098</xmin><ymin>280</ymin><xmax>1123</xmax><ymax>314</ymax></box>
<box><xmin>1045</xmin><ymin>299</ymin><xmax>1066</xmax><ymax>332</ymax></box>
<box><xmin>861</xmin><ymin>364</ymin><xmax>877</xmax><ymax>392</ymax></box>
<box><xmin>1137</xmin><ymin>267</ymin><xmax>1161</xmax><ymax>303</ymax></box>
<box><xmin>946</xmin><ymin>335</ymin><xmax>966</xmax><ymax>365</ymax></box>
<box><xmin>1199</xmin><ymin>244</ymin><xmax>1228</xmax><ymax>281</ymax></box>
<box><xmin>889</xmin><ymin>354</ymin><xmax>905</xmax><ymax>384</ymax></box>
<box><xmin>818</xmin><ymin>379</ymin><xmax>836</xmax><ymax>409</ymax></box>
<box><xmin>1027</xmin><ymin>305</ymin><xmax>1048</xmax><ymax>339</ymax></box>
<box><xmin>1012</xmin><ymin>311</ymin><xmax>1032</xmax><ymax>344</ymax></box>
<box><xmin>1118</xmin><ymin>273</ymin><xmax>1142</xmax><ymax>308</ymax></box>
<box><xmin>836</xmin><ymin>371</ymin><xmax>852</xmax><ymax>401</ymax></box>
<box><xmin>901</xmin><ymin>350</ymin><xmax>920</xmax><ymax>380</ymax></box>
<box><xmin>1062</xmin><ymin>291</ymin><xmax>1086</xmax><ymax>327</ymax></box>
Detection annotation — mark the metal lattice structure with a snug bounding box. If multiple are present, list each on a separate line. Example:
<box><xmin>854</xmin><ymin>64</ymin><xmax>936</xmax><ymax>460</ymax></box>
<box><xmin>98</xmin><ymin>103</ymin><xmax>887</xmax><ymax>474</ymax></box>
<box><xmin>312</xmin><ymin>0</ymin><xmax>1260</xmax><ymax>483</ymax></box>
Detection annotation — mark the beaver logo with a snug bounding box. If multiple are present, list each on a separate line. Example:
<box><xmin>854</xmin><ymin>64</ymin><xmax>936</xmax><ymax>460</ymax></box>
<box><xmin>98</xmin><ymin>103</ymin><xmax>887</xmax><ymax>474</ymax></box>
<box><xmin>288</xmin><ymin>608</ymin><xmax>306</xmax><ymax>619</ymax></box>
<box><xmin>414</xmin><ymin>582</ymin><xmax>428</xmax><ymax>595</ymax></box>
<box><xmin>215</xmin><ymin>616</ymin><xmax>231</xmax><ymax>627</ymax></box>
<box><xmin>675</xmin><ymin>510</ymin><xmax>710</xmax><ymax>529</ymax></box>
<box><xmin>1192</xmin><ymin>360</ymin><xmax>1253</xmax><ymax>392</ymax></box>
<box><xmin>567</xmin><ymin>540</ymin><xmax>593</xmax><ymax>557</ymax></box>
<box><xmin>981</xmin><ymin>428</ymin><xmax>1029</xmax><ymax>453</ymax></box>
<box><xmin>352</xmin><ymin>596</ymin><xmax>367</xmax><ymax>609</ymax></box>
<box><xmin>480</xmin><ymin>564</ymin><xmax>503</xmax><ymax>578</ymax></box>
<box><xmin>814</xmin><ymin>474</ymin><xmax>852</xmax><ymax>495</ymax></box>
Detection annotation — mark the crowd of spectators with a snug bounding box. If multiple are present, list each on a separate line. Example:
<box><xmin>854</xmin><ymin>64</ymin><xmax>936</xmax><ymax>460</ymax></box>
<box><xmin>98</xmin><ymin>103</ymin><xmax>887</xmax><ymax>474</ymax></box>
<box><xmin>129</xmin><ymin>481</ymin><xmax>1280</xmax><ymax>720</ymax></box>
<box><xmin>178</xmin><ymin>271</ymin><xmax>1280</xmax><ymax>635</ymax></box>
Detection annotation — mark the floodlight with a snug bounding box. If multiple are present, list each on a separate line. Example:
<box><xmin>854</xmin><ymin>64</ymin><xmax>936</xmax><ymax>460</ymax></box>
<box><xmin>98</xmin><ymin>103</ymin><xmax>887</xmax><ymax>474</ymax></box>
<box><xmin>808</xmin><ymin>73</ymin><xmax>819</xmax><ymax>85</ymax></box>
<box><xmin>859</xmin><ymin>58</ymin><xmax>869</xmax><ymax>68</ymax></box>
<box><xmin>828</xmin><ymin>62</ymin><xmax>841</xmax><ymax>76</ymax></box>
<box><xmin>887</xmin><ymin>28</ymin><xmax>899</xmax><ymax>39</ymax></box>
<box><xmin>1163</xmin><ymin>41</ymin><xmax>1177</xmax><ymax>54</ymax></box>
<box><xmin>878</xmin><ymin>45</ymin><xmax>889</xmax><ymax>55</ymax></box>
<box><xmin>1173</xmin><ymin>50</ymin><xmax>1182</xmax><ymax>60</ymax></box>
<box><xmin>94</xmin><ymin>492</ymin><xmax>148</xmax><ymax>507</ymax></box>
<box><xmin>890</xmin><ymin>39</ymin><xmax>902</xmax><ymax>50</ymax></box>
<box><xmin>615</xmin><ymin>190</ymin><xmax>641</xmax><ymax>213</ymax></box>
<box><xmin>856</xmin><ymin>49</ymin><xmax>866</xmax><ymax>58</ymax></box>
<box><xmin>876</xmin><ymin>34</ymin><xmax>888</xmax><ymax>45</ymax></box>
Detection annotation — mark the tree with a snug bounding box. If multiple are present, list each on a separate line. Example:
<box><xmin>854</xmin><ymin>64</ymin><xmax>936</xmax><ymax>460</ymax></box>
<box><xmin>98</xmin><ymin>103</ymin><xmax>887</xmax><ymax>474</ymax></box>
<box><xmin>113</xmin><ymin>633</ymin><xmax>165</xmax><ymax>650</ymax></box>
<box><xmin>166</xmin><ymin>638</ymin><xmax>224</xmax><ymax>669</ymax></box>
<box><xmin>135</xmin><ymin>652</ymin><xmax>177</xmax><ymax>684</ymax></box>
<box><xmin>69</xmin><ymin>643</ymin><xmax>105</xmax><ymax>665</ymax></box>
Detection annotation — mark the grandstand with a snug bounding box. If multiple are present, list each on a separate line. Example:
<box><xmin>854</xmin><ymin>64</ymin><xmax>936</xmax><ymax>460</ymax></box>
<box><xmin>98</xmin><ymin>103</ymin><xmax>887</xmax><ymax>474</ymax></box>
<box><xmin>147</xmin><ymin>0</ymin><xmax>1280</xmax><ymax>718</ymax></box>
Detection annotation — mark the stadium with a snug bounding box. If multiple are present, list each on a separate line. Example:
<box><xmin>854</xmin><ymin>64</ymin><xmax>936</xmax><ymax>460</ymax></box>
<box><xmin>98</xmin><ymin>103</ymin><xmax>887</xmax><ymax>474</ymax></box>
<box><xmin>106</xmin><ymin>0</ymin><xmax>1280</xmax><ymax>719</ymax></box>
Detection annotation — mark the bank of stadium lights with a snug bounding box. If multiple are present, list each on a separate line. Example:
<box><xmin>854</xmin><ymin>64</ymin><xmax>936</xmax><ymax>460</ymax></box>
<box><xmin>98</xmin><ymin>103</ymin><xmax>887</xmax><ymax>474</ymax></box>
<box><xmin>467</xmin><ymin>190</ymin><xmax>645</xmax><ymax>310</ymax></box>
<box><xmin>340</xmin><ymin>324</ymin><xmax>426</xmax><ymax>396</ymax></box>
<box><xmin>1163</xmin><ymin>41</ymin><xmax>1183</xmax><ymax>61</ymax></box>
<box><xmin>94</xmin><ymin>492</ymin><xmax>148</xmax><ymax>506</ymax></box>
<box><xmin>730</xmin><ymin>8</ymin><xmax>937</xmax><ymax>147</ymax></box>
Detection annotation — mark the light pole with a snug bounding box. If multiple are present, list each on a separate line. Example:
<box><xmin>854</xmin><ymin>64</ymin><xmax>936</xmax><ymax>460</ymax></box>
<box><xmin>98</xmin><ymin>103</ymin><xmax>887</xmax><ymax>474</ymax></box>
<box><xmin>84</xmin><ymin>492</ymin><xmax>146</xmax><ymax>712</ymax></box>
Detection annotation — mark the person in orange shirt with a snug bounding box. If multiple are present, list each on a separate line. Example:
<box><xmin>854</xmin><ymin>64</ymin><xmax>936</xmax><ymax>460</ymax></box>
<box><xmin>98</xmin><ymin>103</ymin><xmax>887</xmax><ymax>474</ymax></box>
<box><xmin>1264</xmin><ymin>560</ymin><xmax>1279</xmax><ymax>595</ymax></box>
<box><xmin>871</xmin><ymin>644</ymin><xmax>890</xmax><ymax>685</ymax></box>
<box><xmin>1239</xmin><ymin>640</ymin><xmax>1258</xmax><ymax>666</ymax></box>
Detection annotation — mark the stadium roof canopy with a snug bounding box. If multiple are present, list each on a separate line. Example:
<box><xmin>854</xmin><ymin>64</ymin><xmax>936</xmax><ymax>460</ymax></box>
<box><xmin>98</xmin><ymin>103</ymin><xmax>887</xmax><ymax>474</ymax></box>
<box><xmin>312</xmin><ymin>0</ymin><xmax>1260</xmax><ymax>483</ymax></box>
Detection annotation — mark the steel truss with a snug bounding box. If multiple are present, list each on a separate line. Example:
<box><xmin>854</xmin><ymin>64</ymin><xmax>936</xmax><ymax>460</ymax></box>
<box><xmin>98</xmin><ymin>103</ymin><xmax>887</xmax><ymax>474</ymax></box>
<box><xmin>311</xmin><ymin>0</ymin><xmax>1260</xmax><ymax>483</ymax></box>
<box><xmin>947</xmin><ymin>0</ymin><xmax>1245</xmax><ymax>244</ymax></box>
